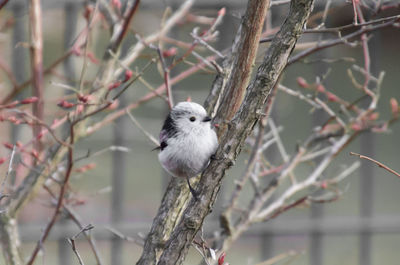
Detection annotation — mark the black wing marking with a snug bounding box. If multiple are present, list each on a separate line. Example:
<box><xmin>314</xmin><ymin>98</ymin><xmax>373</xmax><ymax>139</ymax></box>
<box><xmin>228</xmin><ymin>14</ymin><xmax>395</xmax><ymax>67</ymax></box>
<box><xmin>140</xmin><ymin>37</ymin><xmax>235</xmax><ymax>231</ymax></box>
<box><xmin>161</xmin><ymin>113</ymin><xmax>178</xmax><ymax>141</ymax></box>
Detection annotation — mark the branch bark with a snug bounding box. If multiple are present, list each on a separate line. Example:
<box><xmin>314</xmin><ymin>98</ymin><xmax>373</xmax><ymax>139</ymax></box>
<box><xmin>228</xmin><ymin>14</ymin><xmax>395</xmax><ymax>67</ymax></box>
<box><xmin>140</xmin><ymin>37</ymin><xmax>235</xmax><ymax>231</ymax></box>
<box><xmin>213</xmin><ymin>0</ymin><xmax>271</xmax><ymax>132</ymax></box>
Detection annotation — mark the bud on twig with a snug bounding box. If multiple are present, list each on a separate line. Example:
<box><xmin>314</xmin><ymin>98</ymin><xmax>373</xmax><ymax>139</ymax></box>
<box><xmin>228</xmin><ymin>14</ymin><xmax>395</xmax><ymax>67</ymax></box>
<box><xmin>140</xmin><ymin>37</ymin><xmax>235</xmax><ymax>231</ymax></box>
<box><xmin>218</xmin><ymin>252</ymin><xmax>226</xmax><ymax>265</ymax></box>
<box><xmin>20</xmin><ymin>97</ymin><xmax>39</xmax><ymax>104</ymax></box>
<box><xmin>218</xmin><ymin>7</ymin><xmax>226</xmax><ymax>17</ymax></box>
<box><xmin>390</xmin><ymin>98</ymin><xmax>399</xmax><ymax>118</ymax></box>
<box><xmin>111</xmin><ymin>0</ymin><xmax>121</xmax><ymax>9</ymax></box>
<box><xmin>78</xmin><ymin>94</ymin><xmax>89</xmax><ymax>103</ymax></box>
<box><xmin>3</xmin><ymin>142</ymin><xmax>13</xmax><ymax>149</ymax></box>
<box><xmin>162</xmin><ymin>47</ymin><xmax>178</xmax><ymax>58</ymax></box>
<box><xmin>316</xmin><ymin>84</ymin><xmax>325</xmax><ymax>93</ymax></box>
<box><xmin>57</xmin><ymin>100</ymin><xmax>75</xmax><ymax>109</ymax></box>
<box><xmin>108</xmin><ymin>81</ymin><xmax>121</xmax><ymax>90</ymax></box>
<box><xmin>74</xmin><ymin>163</ymin><xmax>96</xmax><ymax>173</ymax></box>
<box><xmin>123</xmin><ymin>69</ymin><xmax>133</xmax><ymax>82</ymax></box>
<box><xmin>296</xmin><ymin>77</ymin><xmax>309</xmax><ymax>88</ymax></box>
<box><xmin>87</xmin><ymin>52</ymin><xmax>99</xmax><ymax>64</ymax></box>
<box><xmin>326</xmin><ymin>92</ymin><xmax>338</xmax><ymax>102</ymax></box>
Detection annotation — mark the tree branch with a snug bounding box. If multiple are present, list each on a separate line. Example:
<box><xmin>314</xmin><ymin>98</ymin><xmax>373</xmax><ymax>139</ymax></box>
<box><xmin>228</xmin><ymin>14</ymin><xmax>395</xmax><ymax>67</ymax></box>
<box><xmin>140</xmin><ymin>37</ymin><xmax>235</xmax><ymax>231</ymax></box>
<box><xmin>214</xmin><ymin>0</ymin><xmax>271</xmax><ymax>133</ymax></box>
<box><xmin>350</xmin><ymin>152</ymin><xmax>400</xmax><ymax>178</ymax></box>
<box><xmin>155</xmin><ymin>1</ymin><xmax>314</xmax><ymax>264</ymax></box>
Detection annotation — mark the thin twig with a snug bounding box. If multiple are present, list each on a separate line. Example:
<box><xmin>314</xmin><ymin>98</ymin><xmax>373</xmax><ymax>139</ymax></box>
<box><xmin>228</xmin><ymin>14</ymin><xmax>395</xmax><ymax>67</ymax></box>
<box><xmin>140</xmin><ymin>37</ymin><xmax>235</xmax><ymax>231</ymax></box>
<box><xmin>105</xmin><ymin>226</ymin><xmax>144</xmax><ymax>246</ymax></box>
<box><xmin>0</xmin><ymin>146</ymin><xmax>16</xmax><ymax>204</ymax></box>
<box><xmin>155</xmin><ymin>46</ymin><xmax>173</xmax><ymax>109</ymax></box>
<box><xmin>68</xmin><ymin>238</ymin><xmax>85</xmax><ymax>265</ymax></box>
<box><xmin>44</xmin><ymin>181</ymin><xmax>104</xmax><ymax>265</ymax></box>
<box><xmin>350</xmin><ymin>152</ymin><xmax>400</xmax><ymax>178</ymax></box>
<box><xmin>67</xmin><ymin>224</ymin><xmax>94</xmax><ymax>265</ymax></box>
<box><xmin>287</xmin><ymin>19</ymin><xmax>398</xmax><ymax>65</ymax></box>
<box><xmin>126</xmin><ymin>110</ymin><xmax>159</xmax><ymax>146</ymax></box>
<box><xmin>86</xmin><ymin>55</ymin><xmax>217</xmax><ymax>135</ymax></box>
<box><xmin>26</xmin><ymin>117</ymin><xmax>76</xmax><ymax>265</ymax></box>
<box><xmin>278</xmin><ymin>84</ymin><xmax>321</xmax><ymax>109</ymax></box>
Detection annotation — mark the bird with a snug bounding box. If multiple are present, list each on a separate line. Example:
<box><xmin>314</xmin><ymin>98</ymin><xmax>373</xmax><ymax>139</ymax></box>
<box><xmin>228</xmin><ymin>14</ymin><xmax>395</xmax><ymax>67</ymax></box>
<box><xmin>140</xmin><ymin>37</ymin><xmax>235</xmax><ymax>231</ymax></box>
<box><xmin>156</xmin><ymin>102</ymin><xmax>218</xmax><ymax>199</ymax></box>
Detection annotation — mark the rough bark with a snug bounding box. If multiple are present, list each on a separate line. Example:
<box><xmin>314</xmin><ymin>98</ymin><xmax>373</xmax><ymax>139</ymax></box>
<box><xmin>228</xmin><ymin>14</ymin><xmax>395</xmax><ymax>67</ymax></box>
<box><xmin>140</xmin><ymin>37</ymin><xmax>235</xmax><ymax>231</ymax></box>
<box><xmin>213</xmin><ymin>0</ymin><xmax>270</xmax><ymax>130</ymax></box>
<box><xmin>137</xmin><ymin>0</ymin><xmax>270</xmax><ymax>264</ymax></box>
<box><xmin>0</xmin><ymin>214</ymin><xmax>22</xmax><ymax>265</ymax></box>
<box><xmin>136</xmin><ymin>178</ymin><xmax>191</xmax><ymax>265</ymax></box>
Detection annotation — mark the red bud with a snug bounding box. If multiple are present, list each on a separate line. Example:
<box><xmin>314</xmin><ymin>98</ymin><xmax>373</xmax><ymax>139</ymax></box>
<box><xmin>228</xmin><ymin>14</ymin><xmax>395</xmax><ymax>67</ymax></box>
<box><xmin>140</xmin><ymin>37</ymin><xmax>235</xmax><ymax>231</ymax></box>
<box><xmin>390</xmin><ymin>98</ymin><xmax>399</xmax><ymax>117</ymax></box>
<box><xmin>0</xmin><ymin>157</ymin><xmax>6</xmax><ymax>165</ymax></box>
<box><xmin>74</xmin><ymin>163</ymin><xmax>96</xmax><ymax>173</ymax></box>
<box><xmin>218</xmin><ymin>8</ymin><xmax>226</xmax><ymax>17</ymax></box>
<box><xmin>7</xmin><ymin>116</ymin><xmax>20</xmax><ymax>124</ymax></box>
<box><xmin>351</xmin><ymin>122</ymin><xmax>362</xmax><ymax>131</ymax></box>
<box><xmin>78</xmin><ymin>94</ymin><xmax>89</xmax><ymax>103</ymax></box>
<box><xmin>320</xmin><ymin>181</ymin><xmax>327</xmax><ymax>189</ymax></box>
<box><xmin>326</xmin><ymin>92</ymin><xmax>338</xmax><ymax>102</ymax></box>
<box><xmin>83</xmin><ymin>5</ymin><xmax>93</xmax><ymax>21</ymax></box>
<box><xmin>124</xmin><ymin>70</ymin><xmax>133</xmax><ymax>82</ymax></box>
<box><xmin>20</xmin><ymin>96</ymin><xmax>39</xmax><ymax>104</ymax></box>
<box><xmin>31</xmin><ymin>150</ymin><xmax>39</xmax><ymax>160</ymax></box>
<box><xmin>112</xmin><ymin>0</ymin><xmax>121</xmax><ymax>9</ymax></box>
<box><xmin>72</xmin><ymin>46</ymin><xmax>82</xmax><ymax>56</ymax></box>
<box><xmin>87</xmin><ymin>52</ymin><xmax>99</xmax><ymax>64</ymax></box>
<box><xmin>3</xmin><ymin>142</ymin><xmax>13</xmax><ymax>149</ymax></box>
<box><xmin>218</xmin><ymin>252</ymin><xmax>226</xmax><ymax>265</ymax></box>
<box><xmin>296</xmin><ymin>77</ymin><xmax>309</xmax><ymax>88</ymax></box>
<box><xmin>37</xmin><ymin>131</ymin><xmax>45</xmax><ymax>140</ymax></box>
<box><xmin>368</xmin><ymin>112</ymin><xmax>379</xmax><ymax>121</ymax></box>
<box><xmin>107</xmin><ymin>99</ymin><xmax>119</xmax><ymax>110</ymax></box>
<box><xmin>108</xmin><ymin>81</ymin><xmax>122</xmax><ymax>90</ymax></box>
<box><xmin>16</xmin><ymin>141</ymin><xmax>23</xmax><ymax>148</ymax></box>
<box><xmin>162</xmin><ymin>47</ymin><xmax>178</xmax><ymax>58</ymax></box>
<box><xmin>316</xmin><ymin>84</ymin><xmax>325</xmax><ymax>93</ymax></box>
<box><xmin>57</xmin><ymin>100</ymin><xmax>75</xmax><ymax>109</ymax></box>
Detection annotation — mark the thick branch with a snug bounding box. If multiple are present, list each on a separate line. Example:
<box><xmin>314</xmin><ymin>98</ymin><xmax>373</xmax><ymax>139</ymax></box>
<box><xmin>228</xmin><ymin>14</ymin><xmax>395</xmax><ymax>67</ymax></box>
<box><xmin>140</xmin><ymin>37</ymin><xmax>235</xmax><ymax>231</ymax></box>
<box><xmin>136</xmin><ymin>178</ymin><xmax>190</xmax><ymax>265</ymax></box>
<box><xmin>0</xmin><ymin>214</ymin><xmax>22</xmax><ymax>265</ymax></box>
<box><xmin>214</xmin><ymin>0</ymin><xmax>270</xmax><ymax>131</ymax></box>
<box><xmin>156</xmin><ymin>1</ymin><xmax>314</xmax><ymax>264</ymax></box>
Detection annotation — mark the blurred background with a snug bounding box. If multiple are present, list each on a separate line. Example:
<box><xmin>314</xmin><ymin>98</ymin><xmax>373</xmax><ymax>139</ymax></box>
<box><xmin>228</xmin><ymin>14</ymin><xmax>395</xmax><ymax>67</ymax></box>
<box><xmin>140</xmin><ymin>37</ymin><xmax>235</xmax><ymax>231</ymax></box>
<box><xmin>0</xmin><ymin>0</ymin><xmax>400</xmax><ymax>264</ymax></box>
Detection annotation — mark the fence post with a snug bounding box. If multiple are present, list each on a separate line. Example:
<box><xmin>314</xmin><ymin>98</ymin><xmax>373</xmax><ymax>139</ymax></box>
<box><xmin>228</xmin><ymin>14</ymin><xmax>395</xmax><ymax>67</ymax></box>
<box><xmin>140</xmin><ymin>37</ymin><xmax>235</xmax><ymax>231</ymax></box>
<box><xmin>58</xmin><ymin>2</ymin><xmax>80</xmax><ymax>265</ymax></box>
<box><xmin>110</xmin><ymin>38</ymin><xmax>133</xmax><ymax>265</ymax></box>
<box><xmin>10</xmin><ymin>0</ymin><xmax>28</xmax><ymax>186</ymax></box>
<box><xmin>358</xmin><ymin>30</ymin><xmax>380</xmax><ymax>265</ymax></box>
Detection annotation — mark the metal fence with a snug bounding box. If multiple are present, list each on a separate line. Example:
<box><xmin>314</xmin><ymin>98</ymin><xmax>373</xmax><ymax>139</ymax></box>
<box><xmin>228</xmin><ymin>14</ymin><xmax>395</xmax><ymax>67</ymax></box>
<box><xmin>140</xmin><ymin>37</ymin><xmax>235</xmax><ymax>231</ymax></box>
<box><xmin>3</xmin><ymin>1</ymin><xmax>400</xmax><ymax>265</ymax></box>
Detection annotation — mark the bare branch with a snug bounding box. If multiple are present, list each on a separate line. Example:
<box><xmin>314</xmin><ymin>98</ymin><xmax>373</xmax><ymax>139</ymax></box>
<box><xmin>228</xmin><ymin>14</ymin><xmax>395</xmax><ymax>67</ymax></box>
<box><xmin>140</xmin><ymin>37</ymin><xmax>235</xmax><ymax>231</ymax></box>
<box><xmin>350</xmin><ymin>152</ymin><xmax>400</xmax><ymax>178</ymax></box>
<box><xmin>126</xmin><ymin>110</ymin><xmax>159</xmax><ymax>147</ymax></box>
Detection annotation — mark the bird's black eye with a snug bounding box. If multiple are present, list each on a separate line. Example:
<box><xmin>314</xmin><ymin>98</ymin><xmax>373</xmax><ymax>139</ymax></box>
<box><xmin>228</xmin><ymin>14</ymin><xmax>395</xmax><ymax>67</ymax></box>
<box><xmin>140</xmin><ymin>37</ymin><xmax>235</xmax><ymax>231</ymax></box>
<box><xmin>189</xmin><ymin>116</ymin><xmax>196</xmax><ymax>122</ymax></box>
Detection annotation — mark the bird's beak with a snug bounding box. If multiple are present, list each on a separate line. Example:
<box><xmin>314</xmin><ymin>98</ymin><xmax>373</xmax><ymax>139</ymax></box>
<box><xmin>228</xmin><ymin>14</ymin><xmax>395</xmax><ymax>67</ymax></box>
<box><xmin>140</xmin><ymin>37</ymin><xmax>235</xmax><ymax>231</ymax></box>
<box><xmin>203</xmin><ymin>116</ymin><xmax>212</xmax><ymax>122</ymax></box>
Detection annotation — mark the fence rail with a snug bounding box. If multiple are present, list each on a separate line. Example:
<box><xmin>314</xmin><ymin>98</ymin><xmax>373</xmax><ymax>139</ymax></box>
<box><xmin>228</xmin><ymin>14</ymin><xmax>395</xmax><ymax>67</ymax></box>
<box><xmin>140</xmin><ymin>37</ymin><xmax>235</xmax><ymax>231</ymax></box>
<box><xmin>18</xmin><ymin>215</ymin><xmax>400</xmax><ymax>242</ymax></box>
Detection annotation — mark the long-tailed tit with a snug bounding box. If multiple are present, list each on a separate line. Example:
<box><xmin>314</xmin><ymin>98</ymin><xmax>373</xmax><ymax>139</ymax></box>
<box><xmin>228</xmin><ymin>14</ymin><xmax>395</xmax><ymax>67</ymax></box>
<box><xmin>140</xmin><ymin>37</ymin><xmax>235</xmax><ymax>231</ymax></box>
<box><xmin>156</xmin><ymin>102</ymin><xmax>218</xmax><ymax>199</ymax></box>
